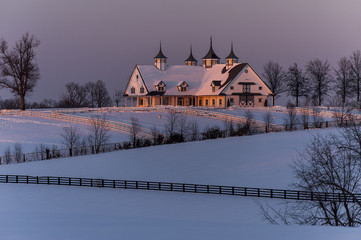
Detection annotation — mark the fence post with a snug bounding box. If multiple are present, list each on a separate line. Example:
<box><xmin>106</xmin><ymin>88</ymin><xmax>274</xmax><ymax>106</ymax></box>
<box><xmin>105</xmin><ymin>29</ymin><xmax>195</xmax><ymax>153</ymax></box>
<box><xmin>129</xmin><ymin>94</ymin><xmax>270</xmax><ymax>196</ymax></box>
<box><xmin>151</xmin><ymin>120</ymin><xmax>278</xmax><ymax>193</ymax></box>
<box><xmin>26</xmin><ymin>176</ymin><xmax>28</xmax><ymax>184</ymax></box>
<box><xmin>125</xmin><ymin>180</ymin><xmax>127</xmax><ymax>189</ymax></box>
<box><xmin>183</xmin><ymin>184</ymin><xmax>185</xmax><ymax>192</ymax></box>
<box><xmin>6</xmin><ymin>175</ymin><xmax>8</xmax><ymax>183</ymax></box>
<box><xmin>232</xmin><ymin>187</ymin><xmax>234</xmax><ymax>195</ymax></box>
<box><xmin>36</xmin><ymin>176</ymin><xmax>38</xmax><ymax>184</ymax></box>
<box><xmin>48</xmin><ymin>177</ymin><xmax>50</xmax><ymax>185</ymax></box>
<box><xmin>207</xmin><ymin>185</ymin><xmax>209</xmax><ymax>193</ymax></box>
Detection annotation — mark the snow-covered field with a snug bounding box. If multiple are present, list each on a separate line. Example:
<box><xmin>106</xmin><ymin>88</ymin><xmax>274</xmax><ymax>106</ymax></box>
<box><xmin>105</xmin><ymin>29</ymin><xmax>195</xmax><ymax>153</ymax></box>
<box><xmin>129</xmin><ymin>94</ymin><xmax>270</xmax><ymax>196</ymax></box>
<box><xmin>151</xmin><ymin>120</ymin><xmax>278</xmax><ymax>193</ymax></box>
<box><xmin>0</xmin><ymin>115</ymin><xmax>128</xmax><ymax>154</ymax></box>
<box><xmin>0</xmin><ymin>127</ymin><xmax>359</xmax><ymax>239</ymax></box>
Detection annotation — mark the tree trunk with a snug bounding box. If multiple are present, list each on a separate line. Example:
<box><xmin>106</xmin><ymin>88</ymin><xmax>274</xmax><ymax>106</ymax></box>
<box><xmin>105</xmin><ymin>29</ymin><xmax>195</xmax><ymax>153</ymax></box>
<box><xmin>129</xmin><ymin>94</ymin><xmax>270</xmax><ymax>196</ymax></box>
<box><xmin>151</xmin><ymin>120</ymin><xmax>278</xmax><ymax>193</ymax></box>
<box><xmin>20</xmin><ymin>94</ymin><xmax>25</xmax><ymax>111</ymax></box>
<box><xmin>357</xmin><ymin>79</ymin><xmax>360</xmax><ymax>102</ymax></box>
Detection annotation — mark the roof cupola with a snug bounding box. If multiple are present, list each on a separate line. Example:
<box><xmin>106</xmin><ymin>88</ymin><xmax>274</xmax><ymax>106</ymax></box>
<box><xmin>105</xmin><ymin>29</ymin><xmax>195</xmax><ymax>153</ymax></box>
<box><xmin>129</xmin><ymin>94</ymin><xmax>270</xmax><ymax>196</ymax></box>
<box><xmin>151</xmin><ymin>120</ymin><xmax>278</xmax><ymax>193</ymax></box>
<box><xmin>202</xmin><ymin>36</ymin><xmax>220</xmax><ymax>68</ymax></box>
<box><xmin>225</xmin><ymin>42</ymin><xmax>239</xmax><ymax>70</ymax></box>
<box><xmin>185</xmin><ymin>45</ymin><xmax>198</xmax><ymax>66</ymax></box>
<box><xmin>154</xmin><ymin>42</ymin><xmax>167</xmax><ymax>71</ymax></box>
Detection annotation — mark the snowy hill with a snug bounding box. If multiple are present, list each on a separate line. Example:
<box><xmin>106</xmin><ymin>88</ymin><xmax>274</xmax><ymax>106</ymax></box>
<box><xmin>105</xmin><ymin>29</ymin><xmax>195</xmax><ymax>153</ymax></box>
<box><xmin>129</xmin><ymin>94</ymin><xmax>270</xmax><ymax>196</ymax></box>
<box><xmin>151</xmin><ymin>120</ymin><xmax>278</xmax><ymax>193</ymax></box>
<box><xmin>0</xmin><ymin>127</ymin><xmax>359</xmax><ymax>239</ymax></box>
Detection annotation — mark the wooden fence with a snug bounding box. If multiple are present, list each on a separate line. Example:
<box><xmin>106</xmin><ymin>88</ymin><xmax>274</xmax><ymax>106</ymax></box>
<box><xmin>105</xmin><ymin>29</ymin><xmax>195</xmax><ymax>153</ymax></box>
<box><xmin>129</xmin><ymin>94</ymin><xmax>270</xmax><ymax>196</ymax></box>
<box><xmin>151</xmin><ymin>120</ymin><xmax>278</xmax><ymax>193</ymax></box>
<box><xmin>0</xmin><ymin>109</ymin><xmax>152</xmax><ymax>138</ymax></box>
<box><xmin>1</xmin><ymin>174</ymin><xmax>360</xmax><ymax>203</ymax></box>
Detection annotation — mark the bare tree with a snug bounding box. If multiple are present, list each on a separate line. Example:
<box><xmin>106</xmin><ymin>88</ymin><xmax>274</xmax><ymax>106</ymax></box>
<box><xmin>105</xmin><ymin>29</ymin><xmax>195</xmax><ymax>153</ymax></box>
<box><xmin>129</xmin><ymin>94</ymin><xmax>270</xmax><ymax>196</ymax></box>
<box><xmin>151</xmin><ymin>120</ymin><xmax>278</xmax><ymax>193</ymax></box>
<box><xmin>0</xmin><ymin>33</ymin><xmax>40</xmax><ymax>110</ymax></box>
<box><xmin>114</xmin><ymin>89</ymin><xmax>123</xmax><ymax>107</ymax></box>
<box><xmin>129</xmin><ymin>117</ymin><xmax>141</xmax><ymax>147</ymax></box>
<box><xmin>306</xmin><ymin>58</ymin><xmax>332</xmax><ymax>106</ymax></box>
<box><xmin>224</xmin><ymin>120</ymin><xmax>235</xmax><ymax>137</ymax></box>
<box><xmin>260</xmin><ymin>126</ymin><xmax>361</xmax><ymax>226</ymax></box>
<box><xmin>349</xmin><ymin>50</ymin><xmax>361</xmax><ymax>102</ymax></box>
<box><xmin>178</xmin><ymin>114</ymin><xmax>189</xmax><ymax>140</ymax></box>
<box><xmin>165</xmin><ymin>109</ymin><xmax>179</xmax><ymax>137</ymax></box>
<box><xmin>93</xmin><ymin>80</ymin><xmax>111</xmax><ymax>108</ymax></box>
<box><xmin>333</xmin><ymin>104</ymin><xmax>353</xmax><ymax>127</ymax></box>
<box><xmin>85</xmin><ymin>81</ymin><xmax>96</xmax><ymax>108</ymax></box>
<box><xmin>285</xmin><ymin>63</ymin><xmax>309</xmax><ymax>107</ymax></box>
<box><xmin>292</xmin><ymin>133</ymin><xmax>361</xmax><ymax>226</ymax></box>
<box><xmin>283</xmin><ymin>102</ymin><xmax>298</xmax><ymax>131</ymax></box>
<box><xmin>13</xmin><ymin>143</ymin><xmax>23</xmax><ymax>163</ymax></box>
<box><xmin>300</xmin><ymin>107</ymin><xmax>310</xmax><ymax>130</ymax></box>
<box><xmin>189</xmin><ymin>120</ymin><xmax>199</xmax><ymax>141</ymax></box>
<box><xmin>88</xmin><ymin>114</ymin><xmax>111</xmax><ymax>153</ymax></box>
<box><xmin>61</xmin><ymin>125</ymin><xmax>81</xmax><ymax>156</ymax></box>
<box><xmin>262</xmin><ymin>60</ymin><xmax>285</xmax><ymax>105</ymax></box>
<box><xmin>59</xmin><ymin>82</ymin><xmax>88</xmax><ymax>108</ymax></box>
<box><xmin>263</xmin><ymin>111</ymin><xmax>273</xmax><ymax>133</ymax></box>
<box><xmin>334</xmin><ymin>57</ymin><xmax>353</xmax><ymax>105</ymax></box>
<box><xmin>3</xmin><ymin>146</ymin><xmax>12</xmax><ymax>164</ymax></box>
<box><xmin>243</xmin><ymin>110</ymin><xmax>257</xmax><ymax>135</ymax></box>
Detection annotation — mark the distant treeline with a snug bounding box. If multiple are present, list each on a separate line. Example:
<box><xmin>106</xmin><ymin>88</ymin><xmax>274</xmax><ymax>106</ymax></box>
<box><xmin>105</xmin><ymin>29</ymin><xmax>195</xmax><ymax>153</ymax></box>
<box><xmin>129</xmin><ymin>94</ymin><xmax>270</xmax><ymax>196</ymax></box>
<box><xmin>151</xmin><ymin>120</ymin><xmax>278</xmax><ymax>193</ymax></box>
<box><xmin>0</xmin><ymin>80</ymin><xmax>124</xmax><ymax>109</ymax></box>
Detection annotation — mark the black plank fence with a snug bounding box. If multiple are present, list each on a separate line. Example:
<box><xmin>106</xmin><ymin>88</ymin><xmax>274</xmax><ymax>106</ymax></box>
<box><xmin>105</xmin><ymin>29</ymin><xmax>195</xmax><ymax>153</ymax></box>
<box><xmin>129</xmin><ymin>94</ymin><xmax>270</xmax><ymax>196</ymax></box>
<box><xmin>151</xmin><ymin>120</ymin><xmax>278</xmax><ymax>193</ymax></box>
<box><xmin>1</xmin><ymin>174</ymin><xmax>360</xmax><ymax>203</ymax></box>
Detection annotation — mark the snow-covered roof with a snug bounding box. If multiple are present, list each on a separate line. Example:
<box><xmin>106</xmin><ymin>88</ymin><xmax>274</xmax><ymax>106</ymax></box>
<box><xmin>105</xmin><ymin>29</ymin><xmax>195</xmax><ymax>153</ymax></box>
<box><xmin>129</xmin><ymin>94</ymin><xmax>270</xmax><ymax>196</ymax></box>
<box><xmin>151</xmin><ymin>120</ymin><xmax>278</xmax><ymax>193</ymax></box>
<box><xmin>138</xmin><ymin>63</ymin><xmax>247</xmax><ymax>96</ymax></box>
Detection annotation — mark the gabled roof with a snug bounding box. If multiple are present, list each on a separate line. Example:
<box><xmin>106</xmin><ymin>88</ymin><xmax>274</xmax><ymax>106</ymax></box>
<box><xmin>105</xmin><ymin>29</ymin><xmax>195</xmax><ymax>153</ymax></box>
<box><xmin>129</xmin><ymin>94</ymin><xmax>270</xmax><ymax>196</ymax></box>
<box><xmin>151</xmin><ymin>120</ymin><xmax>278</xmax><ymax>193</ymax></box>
<box><xmin>136</xmin><ymin>64</ymin><xmax>248</xmax><ymax>96</ymax></box>
<box><xmin>154</xmin><ymin>43</ymin><xmax>167</xmax><ymax>59</ymax></box>
<box><xmin>185</xmin><ymin>45</ymin><xmax>197</xmax><ymax>62</ymax></box>
<box><xmin>226</xmin><ymin>42</ymin><xmax>239</xmax><ymax>59</ymax></box>
<box><xmin>202</xmin><ymin>37</ymin><xmax>220</xmax><ymax>60</ymax></box>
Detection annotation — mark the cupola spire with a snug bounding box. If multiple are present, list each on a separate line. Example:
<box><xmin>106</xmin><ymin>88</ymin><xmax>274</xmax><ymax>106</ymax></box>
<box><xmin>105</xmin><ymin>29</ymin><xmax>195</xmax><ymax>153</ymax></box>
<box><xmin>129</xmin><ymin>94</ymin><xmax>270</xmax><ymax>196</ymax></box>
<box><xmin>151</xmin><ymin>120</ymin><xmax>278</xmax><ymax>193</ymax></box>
<box><xmin>185</xmin><ymin>44</ymin><xmax>198</xmax><ymax>66</ymax></box>
<box><xmin>202</xmin><ymin>36</ymin><xmax>220</xmax><ymax>68</ymax></box>
<box><xmin>154</xmin><ymin>42</ymin><xmax>167</xmax><ymax>71</ymax></box>
<box><xmin>225</xmin><ymin>41</ymin><xmax>239</xmax><ymax>70</ymax></box>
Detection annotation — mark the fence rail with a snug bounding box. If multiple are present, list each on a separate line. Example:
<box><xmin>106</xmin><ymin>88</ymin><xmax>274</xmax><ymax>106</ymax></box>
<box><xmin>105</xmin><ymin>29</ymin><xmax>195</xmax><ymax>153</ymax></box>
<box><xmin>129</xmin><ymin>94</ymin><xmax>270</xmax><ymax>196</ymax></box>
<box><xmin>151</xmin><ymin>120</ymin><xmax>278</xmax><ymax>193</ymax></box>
<box><xmin>1</xmin><ymin>174</ymin><xmax>360</xmax><ymax>203</ymax></box>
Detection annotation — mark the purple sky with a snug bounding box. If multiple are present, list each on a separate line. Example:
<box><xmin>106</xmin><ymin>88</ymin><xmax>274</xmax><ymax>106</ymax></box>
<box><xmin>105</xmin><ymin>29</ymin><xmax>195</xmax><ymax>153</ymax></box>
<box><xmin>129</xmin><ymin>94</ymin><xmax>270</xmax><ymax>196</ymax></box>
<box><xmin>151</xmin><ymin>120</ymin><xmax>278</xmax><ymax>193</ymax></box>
<box><xmin>1</xmin><ymin>0</ymin><xmax>361</xmax><ymax>102</ymax></box>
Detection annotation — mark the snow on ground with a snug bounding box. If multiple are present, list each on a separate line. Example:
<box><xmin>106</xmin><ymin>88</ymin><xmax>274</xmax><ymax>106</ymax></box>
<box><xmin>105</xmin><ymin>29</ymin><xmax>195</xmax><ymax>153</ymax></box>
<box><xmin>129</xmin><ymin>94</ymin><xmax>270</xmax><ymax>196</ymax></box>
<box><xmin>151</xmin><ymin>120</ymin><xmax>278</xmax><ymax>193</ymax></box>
<box><xmin>0</xmin><ymin>127</ymin><xmax>358</xmax><ymax>239</ymax></box>
<box><xmin>0</xmin><ymin>115</ymin><xmax>129</xmax><ymax>154</ymax></box>
<box><xmin>73</xmin><ymin>110</ymin><xmax>226</xmax><ymax>132</ymax></box>
<box><xmin>214</xmin><ymin>107</ymin><xmax>334</xmax><ymax>125</ymax></box>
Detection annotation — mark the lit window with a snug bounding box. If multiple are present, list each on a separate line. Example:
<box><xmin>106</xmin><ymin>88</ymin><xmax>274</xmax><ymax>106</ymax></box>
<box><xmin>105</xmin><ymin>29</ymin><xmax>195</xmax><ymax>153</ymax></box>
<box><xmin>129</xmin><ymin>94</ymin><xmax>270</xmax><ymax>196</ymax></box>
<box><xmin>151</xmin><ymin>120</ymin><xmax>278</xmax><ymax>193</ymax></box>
<box><xmin>131</xmin><ymin>87</ymin><xmax>135</xmax><ymax>94</ymax></box>
<box><xmin>140</xmin><ymin>86</ymin><xmax>144</xmax><ymax>93</ymax></box>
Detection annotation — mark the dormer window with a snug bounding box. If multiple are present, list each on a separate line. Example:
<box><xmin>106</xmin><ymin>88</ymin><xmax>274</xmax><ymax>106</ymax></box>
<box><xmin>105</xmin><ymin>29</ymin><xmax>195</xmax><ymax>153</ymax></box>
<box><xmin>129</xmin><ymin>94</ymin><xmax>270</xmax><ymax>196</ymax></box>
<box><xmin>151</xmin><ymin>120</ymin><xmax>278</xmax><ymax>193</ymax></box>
<box><xmin>210</xmin><ymin>80</ymin><xmax>221</xmax><ymax>93</ymax></box>
<box><xmin>131</xmin><ymin>87</ymin><xmax>135</xmax><ymax>94</ymax></box>
<box><xmin>155</xmin><ymin>81</ymin><xmax>166</xmax><ymax>92</ymax></box>
<box><xmin>177</xmin><ymin>81</ymin><xmax>189</xmax><ymax>92</ymax></box>
<box><xmin>140</xmin><ymin>86</ymin><xmax>144</xmax><ymax>93</ymax></box>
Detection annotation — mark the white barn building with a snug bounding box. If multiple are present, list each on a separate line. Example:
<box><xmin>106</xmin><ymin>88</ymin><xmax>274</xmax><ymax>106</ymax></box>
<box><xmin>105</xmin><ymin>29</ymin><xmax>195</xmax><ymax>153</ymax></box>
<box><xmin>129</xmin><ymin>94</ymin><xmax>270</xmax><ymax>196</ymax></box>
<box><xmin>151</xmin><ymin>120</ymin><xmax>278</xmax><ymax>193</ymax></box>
<box><xmin>124</xmin><ymin>39</ymin><xmax>273</xmax><ymax>108</ymax></box>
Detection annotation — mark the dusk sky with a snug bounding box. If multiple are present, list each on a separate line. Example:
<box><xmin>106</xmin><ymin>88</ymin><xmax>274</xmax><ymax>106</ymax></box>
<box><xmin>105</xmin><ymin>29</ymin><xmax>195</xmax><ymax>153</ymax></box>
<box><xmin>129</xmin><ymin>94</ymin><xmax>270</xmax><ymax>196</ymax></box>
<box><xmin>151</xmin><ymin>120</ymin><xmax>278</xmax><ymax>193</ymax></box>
<box><xmin>1</xmin><ymin>0</ymin><xmax>361</xmax><ymax>102</ymax></box>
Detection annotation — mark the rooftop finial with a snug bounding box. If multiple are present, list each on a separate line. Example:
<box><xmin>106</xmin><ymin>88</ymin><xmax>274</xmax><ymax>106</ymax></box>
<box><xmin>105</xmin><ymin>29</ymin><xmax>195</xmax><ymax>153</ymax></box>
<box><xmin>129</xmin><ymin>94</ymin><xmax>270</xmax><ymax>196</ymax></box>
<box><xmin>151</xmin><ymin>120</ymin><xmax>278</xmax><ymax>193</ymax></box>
<box><xmin>154</xmin><ymin>41</ymin><xmax>167</xmax><ymax>59</ymax></box>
